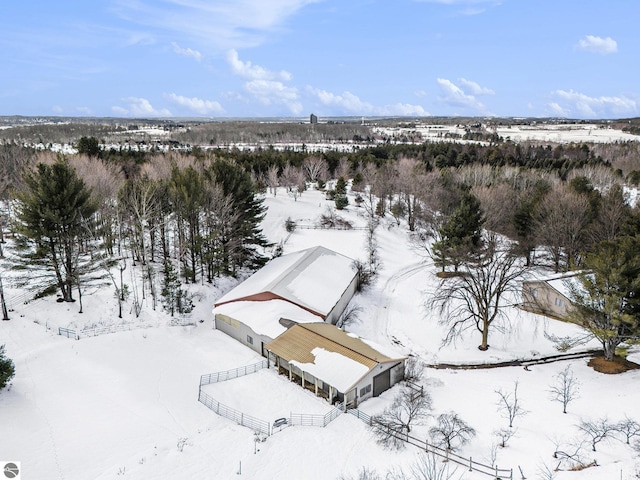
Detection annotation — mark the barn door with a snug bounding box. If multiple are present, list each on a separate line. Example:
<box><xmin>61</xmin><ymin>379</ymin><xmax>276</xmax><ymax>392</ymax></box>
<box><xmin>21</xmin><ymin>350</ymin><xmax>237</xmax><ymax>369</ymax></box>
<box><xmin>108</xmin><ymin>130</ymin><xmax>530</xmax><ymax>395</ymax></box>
<box><xmin>373</xmin><ymin>369</ymin><xmax>391</xmax><ymax>397</ymax></box>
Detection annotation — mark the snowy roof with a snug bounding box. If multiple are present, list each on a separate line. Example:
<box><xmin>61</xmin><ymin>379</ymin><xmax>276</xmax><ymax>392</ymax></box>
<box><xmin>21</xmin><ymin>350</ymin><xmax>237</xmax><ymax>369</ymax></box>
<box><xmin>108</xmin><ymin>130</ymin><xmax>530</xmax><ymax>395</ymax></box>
<box><xmin>524</xmin><ymin>270</ymin><xmax>588</xmax><ymax>299</ymax></box>
<box><xmin>214</xmin><ymin>246</ymin><xmax>356</xmax><ymax>318</ymax></box>
<box><xmin>266</xmin><ymin>323</ymin><xmax>406</xmax><ymax>393</ymax></box>
<box><xmin>214</xmin><ymin>299</ymin><xmax>323</xmax><ymax>339</ymax></box>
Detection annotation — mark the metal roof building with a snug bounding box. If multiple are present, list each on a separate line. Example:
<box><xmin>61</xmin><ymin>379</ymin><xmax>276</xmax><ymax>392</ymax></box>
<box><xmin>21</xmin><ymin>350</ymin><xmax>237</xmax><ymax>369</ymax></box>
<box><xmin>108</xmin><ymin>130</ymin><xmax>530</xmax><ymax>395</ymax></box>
<box><xmin>265</xmin><ymin>323</ymin><xmax>406</xmax><ymax>408</ymax></box>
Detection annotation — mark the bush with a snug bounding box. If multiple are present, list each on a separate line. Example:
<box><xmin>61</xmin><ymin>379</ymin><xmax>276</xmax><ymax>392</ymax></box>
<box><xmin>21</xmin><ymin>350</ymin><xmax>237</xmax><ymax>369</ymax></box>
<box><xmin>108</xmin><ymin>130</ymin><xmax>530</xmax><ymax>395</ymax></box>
<box><xmin>335</xmin><ymin>195</ymin><xmax>349</xmax><ymax>210</ymax></box>
<box><xmin>284</xmin><ymin>217</ymin><xmax>297</xmax><ymax>232</ymax></box>
<box><xmin>0</xmin><ymin>345</ymin><xmax>15</xmax><ymax>391</ymax></box>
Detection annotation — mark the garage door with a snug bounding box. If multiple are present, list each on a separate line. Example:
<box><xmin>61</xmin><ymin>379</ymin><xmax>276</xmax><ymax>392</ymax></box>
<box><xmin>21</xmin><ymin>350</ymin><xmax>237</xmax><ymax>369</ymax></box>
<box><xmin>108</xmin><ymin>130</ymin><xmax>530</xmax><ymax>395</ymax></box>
<box><xmin>373</xmin><ymin>369</ymin><xmax>390</xmax><ymax>397</ymax></box>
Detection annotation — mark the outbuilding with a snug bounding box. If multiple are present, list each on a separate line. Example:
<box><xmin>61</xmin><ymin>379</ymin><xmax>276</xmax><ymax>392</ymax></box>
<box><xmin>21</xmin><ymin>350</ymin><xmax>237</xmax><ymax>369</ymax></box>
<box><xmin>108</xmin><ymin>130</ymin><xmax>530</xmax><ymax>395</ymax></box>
<box><xmin>213</xmin><ymin>246</ymin><xmax>358</xmax><ymax>355</ymax></box>
<box><xmin>521</xmin><ymin>271</ymin><xmax>585</xmax><ymax>320</ymax></box>
<box><xmin>265</xmin><ymin>322</ymin><xmax>406</xmax><ymax>409</ymax></box>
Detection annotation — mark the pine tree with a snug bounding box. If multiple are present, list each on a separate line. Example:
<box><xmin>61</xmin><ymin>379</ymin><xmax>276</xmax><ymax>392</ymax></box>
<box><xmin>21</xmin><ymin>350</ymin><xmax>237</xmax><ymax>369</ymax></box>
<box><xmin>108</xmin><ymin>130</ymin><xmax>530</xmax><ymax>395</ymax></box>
<box><xmin>432</xmin><ymin>190</ymin><xmax>484</xmax><ymax>272</ymax></box>
<box><xmin>568</xmin><ymin>236</ymin><xmax>640</xmax><ymax>361</ymax></box>
<box><xmin>160</xmin><ymin>260</ymin><xmax>193</xmax><ymax>317</ymax></box>
<box><xmin>16</xmin><ymin>159</ymin><xmax>97</xmax><ymax>302</ymax></box>
<box><xmin>0</xmin><ymin>345</ymin><xmax>15</xmax><ymax>391</ymax></box>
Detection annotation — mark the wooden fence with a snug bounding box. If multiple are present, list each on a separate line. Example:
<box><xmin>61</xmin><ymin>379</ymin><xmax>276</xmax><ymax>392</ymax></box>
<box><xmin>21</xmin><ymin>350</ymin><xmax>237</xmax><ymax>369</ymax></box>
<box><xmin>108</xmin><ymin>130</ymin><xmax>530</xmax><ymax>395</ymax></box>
<box><xmin>346</xmin><ymin>409</ymin><xmax>512</xmax><ymax>479</ymax></box>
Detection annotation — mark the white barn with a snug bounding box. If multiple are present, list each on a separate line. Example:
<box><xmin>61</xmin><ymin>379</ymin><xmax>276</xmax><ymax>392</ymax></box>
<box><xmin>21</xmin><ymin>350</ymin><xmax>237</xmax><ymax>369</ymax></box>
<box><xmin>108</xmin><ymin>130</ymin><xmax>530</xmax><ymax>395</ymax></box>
<box><xmin>213</xmin><ymin>246</ymin><xmax>359</xmax><ymax>355</ymax></box>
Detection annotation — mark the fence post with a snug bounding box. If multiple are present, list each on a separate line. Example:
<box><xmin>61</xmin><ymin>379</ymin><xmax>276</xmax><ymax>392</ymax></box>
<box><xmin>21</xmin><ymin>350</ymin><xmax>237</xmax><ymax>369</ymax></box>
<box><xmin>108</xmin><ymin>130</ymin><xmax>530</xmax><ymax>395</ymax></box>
<box><xmin>469</xmin><ymin>457</ymin><xmax>472</xmax><ymax>472</ymax></box>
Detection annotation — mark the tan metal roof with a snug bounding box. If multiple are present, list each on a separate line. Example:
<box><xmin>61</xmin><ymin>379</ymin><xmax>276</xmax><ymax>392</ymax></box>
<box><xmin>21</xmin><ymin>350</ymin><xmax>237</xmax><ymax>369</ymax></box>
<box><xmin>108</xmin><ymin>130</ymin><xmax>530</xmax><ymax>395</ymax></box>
<box><xmin>265</xmin><ymin>322</ymin><xmax>402</xmax><ymax>369</ymax></box>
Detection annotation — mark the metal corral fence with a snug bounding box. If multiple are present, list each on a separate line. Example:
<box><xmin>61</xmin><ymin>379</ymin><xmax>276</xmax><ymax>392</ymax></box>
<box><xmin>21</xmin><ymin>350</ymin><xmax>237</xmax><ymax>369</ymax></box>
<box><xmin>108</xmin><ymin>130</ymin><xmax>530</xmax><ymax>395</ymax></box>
<box><xmin>347</xmin><ymin>409</ymin><xmax>513</xmax><ymax>480</ymax></box>
<box><xmin>289</xmin><ymin>403</ymin><xmax>344</xmax><ymax>428</ymax></box>
<box><xmin>58</xmin><ymin>322</ymin><xmax>158</xmax><ymax>339</ymax></box>
<box><xmin>198</xmin><ymin>360</ymin><xmax>272</xmax><ymax>436</ymax></box>
<box><xmin>199</xmin><ymin>360</ymin><xmax>268</xmax><ymax>386</ymax></box>
<box><xmin>198</xmin><ymin>388</ymin><xmax>271</xmax><ymax>437</ymax></box>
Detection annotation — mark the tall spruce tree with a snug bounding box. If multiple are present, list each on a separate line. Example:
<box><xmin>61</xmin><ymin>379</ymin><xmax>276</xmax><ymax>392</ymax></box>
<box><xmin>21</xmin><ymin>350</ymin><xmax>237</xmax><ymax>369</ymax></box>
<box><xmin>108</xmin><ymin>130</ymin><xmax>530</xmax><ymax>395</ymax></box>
<box><xmin>432</xmin><ymin>190</ymin><xmax>484</xmax><ymax>272</ymax></box>
<box><xmin>16</xmin><ymin>160</ymin><xmax>97</xmax><ymax>302</ymax></box>
<box><xmin>568</xmin><ymin>236</ymin><xmax>640</xmax><ymax>361</ymax></box>
<box><xmin>208</xmin><ymin>160</ymin><xmax>269</xmax><ymax>273</ymax></box>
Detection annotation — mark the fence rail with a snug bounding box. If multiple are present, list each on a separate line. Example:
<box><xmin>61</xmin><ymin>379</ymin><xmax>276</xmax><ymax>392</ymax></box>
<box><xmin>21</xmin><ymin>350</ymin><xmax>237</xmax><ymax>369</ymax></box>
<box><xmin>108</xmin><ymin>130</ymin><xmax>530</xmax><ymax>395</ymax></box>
<box><xmin>289</xmin><ymin>403</ymin><xmax>344</xmax><ymax>428</ymax></box>
<box><xmin>198</xmin><ymin>389</ymin><xmax>271</xmax><ymax>436</ymax></box>
<box><xmin>295</xmin><ymin>224</ymin><xmax>366</xmax><ymax>231</ymax></box>
<box><xmin>57</xmin><ymin>322</ymin><xmax>157</xmax><ymax>339</ymax></box>
<box><xmin>348</xmin><ymin>409</ymin><xmax>512</xmax><ymax>479</ymax></box>
<box><xmin>199</xmin><ymin>360</ymin><xmax>268</xmax><ymax>386</ymax></box>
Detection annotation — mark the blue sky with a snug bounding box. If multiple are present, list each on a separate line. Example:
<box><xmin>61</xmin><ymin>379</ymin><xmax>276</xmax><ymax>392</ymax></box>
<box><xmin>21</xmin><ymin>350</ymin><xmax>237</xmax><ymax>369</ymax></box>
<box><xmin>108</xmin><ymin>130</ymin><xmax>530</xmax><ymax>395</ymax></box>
<box><xmin>1</xmin><ymin>0</ymin><xmax>638</xmax><ymax>119</ymax></box>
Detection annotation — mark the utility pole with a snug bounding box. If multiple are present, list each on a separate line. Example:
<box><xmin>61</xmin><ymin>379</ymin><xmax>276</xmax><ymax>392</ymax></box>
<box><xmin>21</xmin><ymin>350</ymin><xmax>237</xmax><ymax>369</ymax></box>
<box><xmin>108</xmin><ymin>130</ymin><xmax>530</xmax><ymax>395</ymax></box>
<box><xmin>0</xmin><ymin>274</ymin><xmax>9</xmax><ymax>320</ymax></box>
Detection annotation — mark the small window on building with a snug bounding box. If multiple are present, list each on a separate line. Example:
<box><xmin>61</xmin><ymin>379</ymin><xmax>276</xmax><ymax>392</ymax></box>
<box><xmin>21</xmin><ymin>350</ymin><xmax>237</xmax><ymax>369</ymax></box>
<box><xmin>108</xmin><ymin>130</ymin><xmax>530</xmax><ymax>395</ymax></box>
<box><xmin>247</xmin><ymin>335</ymin><xmax>253</xmax><ymax>345</ymax></box>
<box><xmin>555</xmin><ymin>297</ymin><xmax>564</xmax><ymax>307</ymax></box>
<box><xmin>360</xmin><ymin>384</ymin><xmax>372</xmax><ymax>397</ymax></box>
<box><xmin>531</xmin><ymin>288</ymin><xmax>538</xmax><ymax>298</ymax></box>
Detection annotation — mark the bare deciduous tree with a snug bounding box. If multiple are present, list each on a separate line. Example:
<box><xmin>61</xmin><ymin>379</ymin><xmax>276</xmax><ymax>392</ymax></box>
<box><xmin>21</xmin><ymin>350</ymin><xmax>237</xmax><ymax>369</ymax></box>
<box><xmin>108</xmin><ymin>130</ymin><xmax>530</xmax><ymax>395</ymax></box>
<box><xmin>372</xmin><ymin>386</ymin><xmax>432</xmax><ymax>449</ymax></box>
<box><xmin>281</xmin><ymin>164</ymin><xmax>306</xmax><ymax>201</ymax></box>
<box><xmin>496</xmin><ymin>380</ymin><xmax>527</xmax><ymax>428</ymax></box>
<box><xmin>430</xmin><ymin>236</ymin><xmax>527</xmax><ymax>350</ymax></box>
<box><xmin>614</xmin><ymin>416</ymin><xmax>640</xmax><ymax>445</ymax></box>
<box><xmin>428</xmin><ymin>412</ymin><xmax>476</xmax><ymax>451</ymax></box>
<box><xmin>548</xmin><ymin>365</ymin><xmax>581</xmax><ymax>414</ymax></box>
<box><xmin>534</xmin><ymin>186</ymin><xmax>591</xmax><ymax>272</ymax></box>
<box><xmin>578</xmin><ymin>417</ymin><xmax>616</xmax><ymax>452</ymax></box>
<box><xmin>493</xmin><ymin>428</ymin><xmax>517</xmax><ymax>448</ymax></box>
<box><xmin>409</xmin><ymin>453</ymin><xmax>459</xmax><ymax>480</ymax></box>
<box><xmin>302</xmin><ymin>156</ymin><xmax>328</xmax><ymax>184</ymax></box>
<box><xmin>266</xmin><ymin>164</ymin><xmax>280</xmax><ymax>196</ymax></box>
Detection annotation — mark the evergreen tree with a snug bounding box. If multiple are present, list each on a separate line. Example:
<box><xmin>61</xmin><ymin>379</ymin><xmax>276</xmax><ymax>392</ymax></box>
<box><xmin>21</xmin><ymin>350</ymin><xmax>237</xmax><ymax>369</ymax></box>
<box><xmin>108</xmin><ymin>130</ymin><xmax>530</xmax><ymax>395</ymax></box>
<box><xmin>432</xmin><ymin>190</ymin><xmax>484</xmax><ymax>272</ymax></box>
<box><xmin>76</xmin><ymin>136</ymin><xmax>101</xmax><ymax>157</ymax></box>
<box><xmin>208</xmin><ymin>160</ymin><xmax>269</xmax><ymax>273</ymax></box>
<box><xmin>160</xmin><ymin>259</ymin><xmax>193</xmax><ymax>317</ymax></box>
<box><xmin>0</xmin><ymin>345</ymin><xmax>15</xmax><ymax>391</ymax></box>
<box><xmin>16</xmin><ymin>159</ymin><xmax>97</xmax><ymax>302</ymax></box>
<box><xmin>568</xmin><ymin>236</ymin><xmax>640</xmax><ymax>361</ymax></box>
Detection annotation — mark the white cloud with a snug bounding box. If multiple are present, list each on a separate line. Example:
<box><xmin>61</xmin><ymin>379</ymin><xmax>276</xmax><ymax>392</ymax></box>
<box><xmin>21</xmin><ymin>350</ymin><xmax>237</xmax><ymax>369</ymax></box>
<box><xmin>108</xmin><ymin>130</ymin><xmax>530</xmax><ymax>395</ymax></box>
<box><xmin>549</xmin><ymin>89</ymin><xmax>637</xmax><ymax>118</ymax></box>
<box><xmin>76</xmin><ymin>106</ymin><xmax>92</xmax><ymax>115</ymax></box>
<box><xmin>244</xmin><ymin>80</ymin><xmax>302</xmax><ymax>114</ymax></box>
<box><xmin>307</xmin><ymin>87</ymin><xmax>428</xmax><ymax>116</ymax></box>
<box><xmin>576</xmin><ymin>35</ymin><xmax>617</xmax><ymax>55</ymax></box>
<box><xmin>413</xmin><ymin>0</ymin><xmax>502</xmax><ymax>15</ymax></box>
<box><xmin>113</xmin><ymin>0</ymin><xmax>319</xmax><ymax>51</ymax></box>
<box><xmin>112</xmin><ymin>97</ymin><xmax>172</xmax><ymax>117</ymax></box>
<box><xmin>414</xmin><ymin>0</ymin><xmax>500</xmax><ymax>4</ymax></box>
<box><xmin>458</xmin><ymin>78</ymin><xmax>494</xmax><ymax>95</ymax></box>
<box><xmin>548</xmin><ymin>102</ymin><xmax>569</xmax><ymax>117</ymax></box>
<box><xmin>164</xmin><ymin>93</ymin><xmax>224</xmax><ymax>115</ymax></box>
<box><xmin>226</xmin><ymin>50</ymin><xmax>291</xmax><ymax>81</ymax></box>
<box><xmin>378</xmin><ymin>103</ymin><xmax>429</xmax><ymax>116</ymax></box>
<box><xmin>52</xmin><ymin>105</ymin><xmax>64</xmax><ymax>114</ymax></box>
<box><xmin>436</xmin><ymin>78</ymin><xmax>490</xmax><ymax>113</ymax></box>
<box><xmin>171</xmin><ymin>42</ymin><xmax>202</xmax><ymax>61</ymax></box>
<box><xmin>308</xmin><ymin>88</ymin><xmax>374</xmax><ymax>113</ymax></box>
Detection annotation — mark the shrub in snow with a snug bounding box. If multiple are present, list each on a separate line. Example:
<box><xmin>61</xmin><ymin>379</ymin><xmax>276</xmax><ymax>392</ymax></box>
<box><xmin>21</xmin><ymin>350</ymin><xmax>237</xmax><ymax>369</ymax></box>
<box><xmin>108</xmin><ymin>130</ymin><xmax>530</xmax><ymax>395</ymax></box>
<box><xmin>0</xmin><ymin>345</ymin><xmax>15</xmax><ymax>391</ymax></box>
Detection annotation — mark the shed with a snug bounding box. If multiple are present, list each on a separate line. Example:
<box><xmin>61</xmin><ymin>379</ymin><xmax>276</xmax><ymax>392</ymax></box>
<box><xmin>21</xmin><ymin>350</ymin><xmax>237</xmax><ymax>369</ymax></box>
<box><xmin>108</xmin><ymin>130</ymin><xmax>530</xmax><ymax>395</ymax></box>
<box><xmin>265</xmin><ymin>323</ymin><xmax>406</xmax><ymax>408</ymax></box>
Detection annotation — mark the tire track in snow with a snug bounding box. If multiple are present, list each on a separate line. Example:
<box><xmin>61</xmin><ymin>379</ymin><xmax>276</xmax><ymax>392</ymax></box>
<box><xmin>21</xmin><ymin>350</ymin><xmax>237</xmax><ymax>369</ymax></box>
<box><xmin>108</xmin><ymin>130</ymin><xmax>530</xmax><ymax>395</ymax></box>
<box><xmin>372</xmin><ymin>261</ymin><xmax>425</xmax><ymax>351</ymax></box>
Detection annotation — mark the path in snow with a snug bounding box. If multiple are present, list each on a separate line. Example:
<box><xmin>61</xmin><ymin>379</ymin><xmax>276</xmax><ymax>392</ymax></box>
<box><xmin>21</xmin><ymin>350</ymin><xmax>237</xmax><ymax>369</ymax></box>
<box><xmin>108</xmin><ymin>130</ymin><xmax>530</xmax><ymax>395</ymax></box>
<box><xmin>369</xmin><ymin>260</ymin><xmax>426</xmax><ymax>351</ymax></box>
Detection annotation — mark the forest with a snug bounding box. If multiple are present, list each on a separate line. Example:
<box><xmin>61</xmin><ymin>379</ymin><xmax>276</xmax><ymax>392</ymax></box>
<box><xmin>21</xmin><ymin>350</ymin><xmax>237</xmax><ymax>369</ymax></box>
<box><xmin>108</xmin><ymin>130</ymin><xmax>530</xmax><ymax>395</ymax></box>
<box><xmin>0</xmin><ymin>121</ymin><xmax>639</xmax><ymax>352</ymax></box>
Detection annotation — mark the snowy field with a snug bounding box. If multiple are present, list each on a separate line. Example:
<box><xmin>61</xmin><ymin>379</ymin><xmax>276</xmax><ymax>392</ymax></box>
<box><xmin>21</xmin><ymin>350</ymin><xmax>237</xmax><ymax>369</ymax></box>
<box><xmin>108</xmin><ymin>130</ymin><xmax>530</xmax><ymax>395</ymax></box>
<box><xmin>1</xmin><ymin>185</ymin><xmax>640</xmax><ymax>479</ymax></box>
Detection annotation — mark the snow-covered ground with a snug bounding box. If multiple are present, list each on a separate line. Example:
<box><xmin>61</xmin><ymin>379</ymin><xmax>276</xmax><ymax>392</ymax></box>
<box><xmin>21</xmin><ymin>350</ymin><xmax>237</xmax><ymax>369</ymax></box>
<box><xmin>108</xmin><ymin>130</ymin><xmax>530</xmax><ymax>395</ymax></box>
<box><xmin>1</xmin><ymin>185</ymin><xmax>640</xmax><ymax>479</ymax></box>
